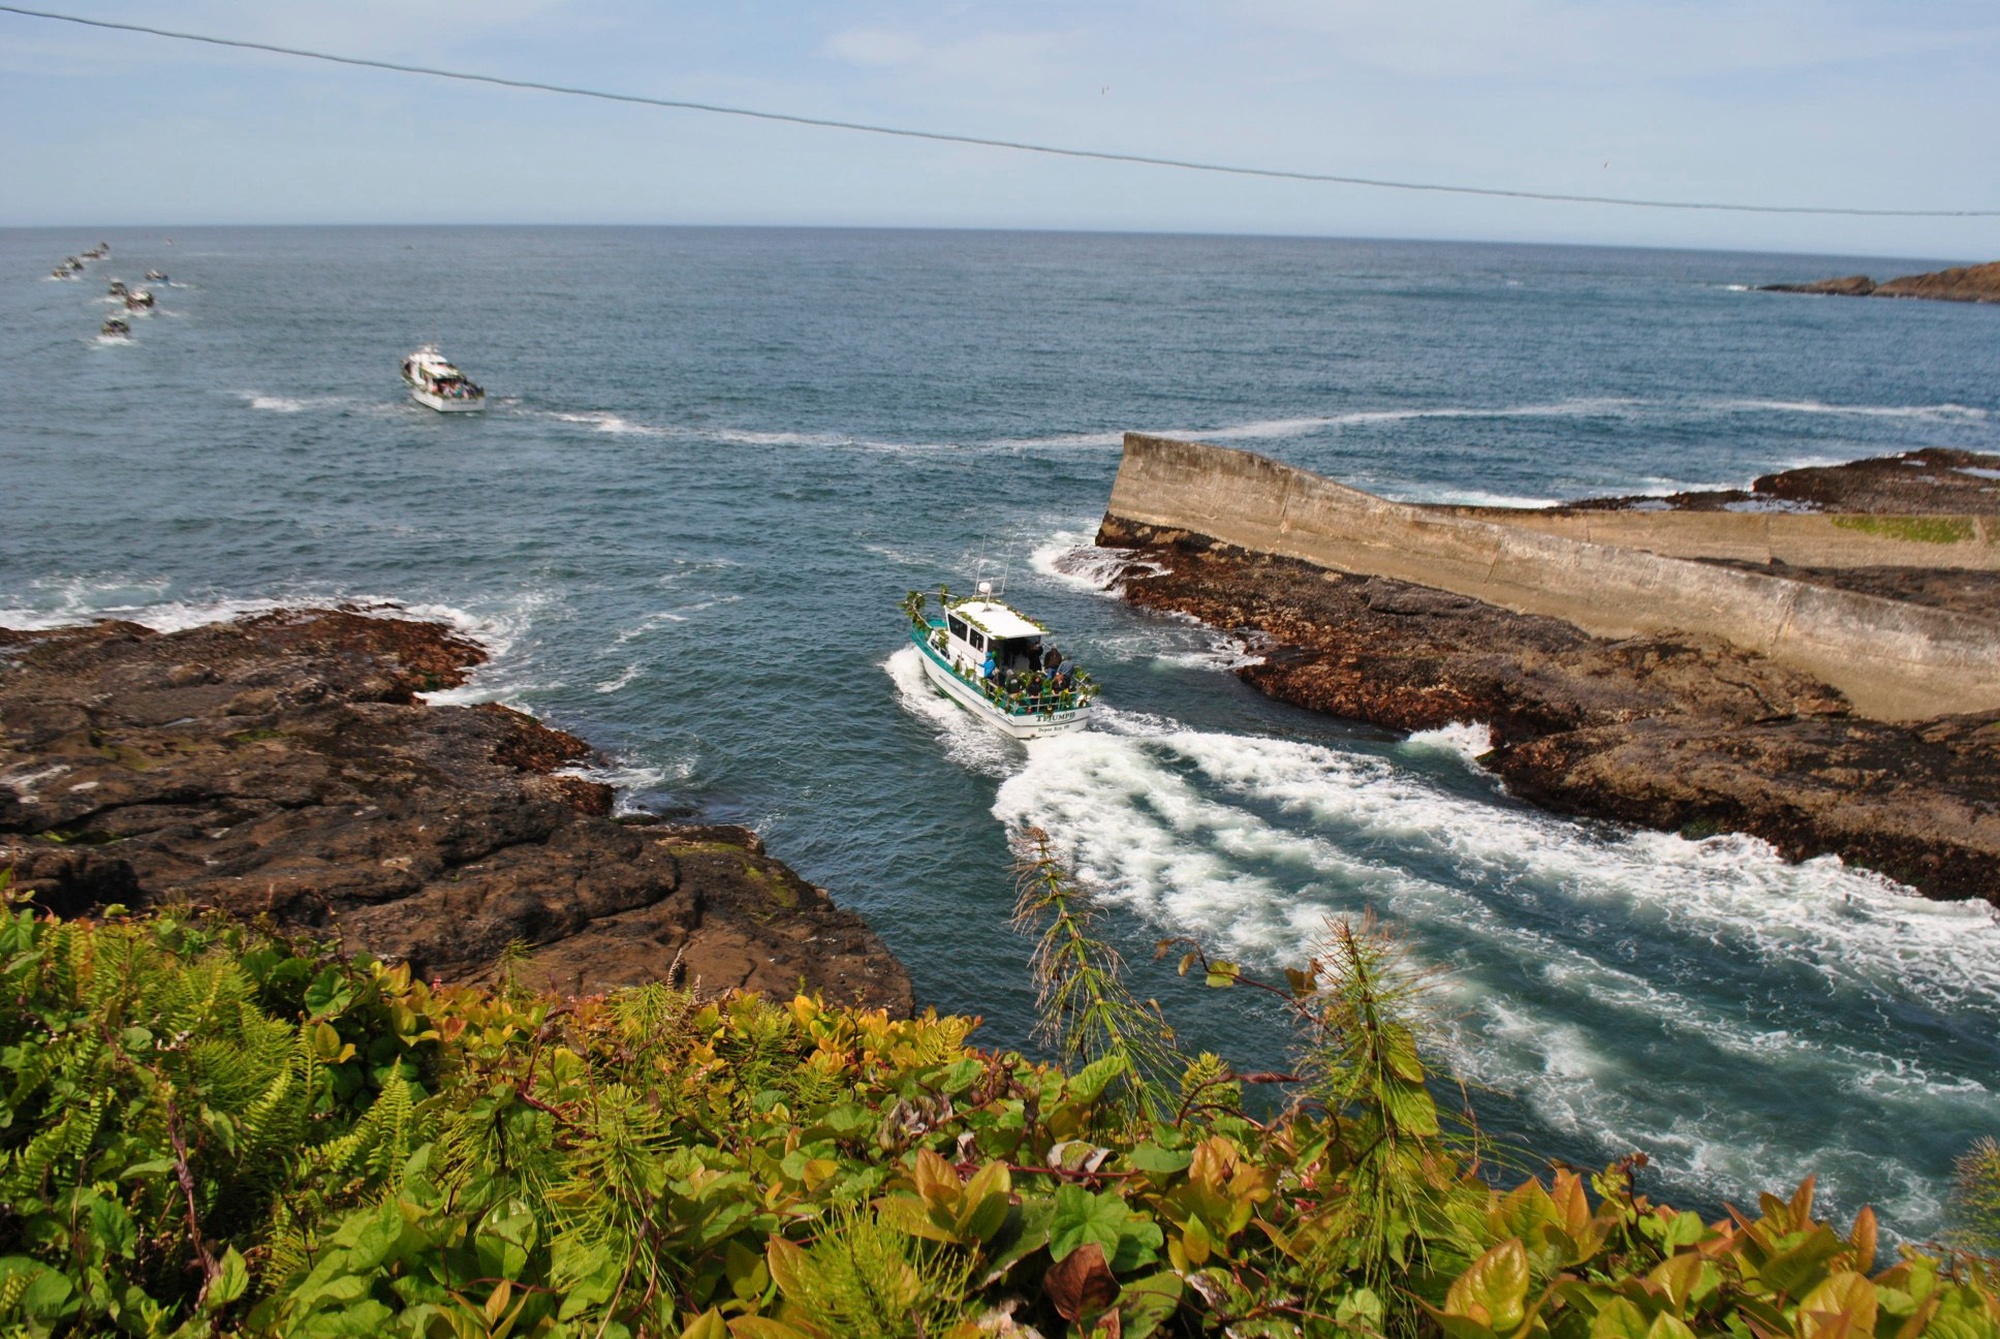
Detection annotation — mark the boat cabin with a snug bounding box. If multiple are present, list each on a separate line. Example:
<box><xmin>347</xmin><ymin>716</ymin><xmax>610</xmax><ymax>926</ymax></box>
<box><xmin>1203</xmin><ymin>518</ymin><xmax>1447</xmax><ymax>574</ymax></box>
<box><xmin>941</xmin><ymin>599</ymin><xmax>1049</xmax><ymax>676</ymax></box>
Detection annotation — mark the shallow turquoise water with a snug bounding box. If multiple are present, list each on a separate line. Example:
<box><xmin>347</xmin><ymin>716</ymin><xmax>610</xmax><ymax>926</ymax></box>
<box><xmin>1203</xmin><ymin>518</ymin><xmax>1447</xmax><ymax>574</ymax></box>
<box><xmin>4</xmin><ymin>226</ymin><xmax>1998</xmax><ymax>1238</ymax></box>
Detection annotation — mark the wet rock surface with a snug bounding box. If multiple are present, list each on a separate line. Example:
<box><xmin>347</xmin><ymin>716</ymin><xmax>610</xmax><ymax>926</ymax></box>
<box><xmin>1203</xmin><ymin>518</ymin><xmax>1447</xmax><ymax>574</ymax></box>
<box><xmin>1094</xmin><ymin>518</ymin><xmax>2000</xmax><ymax>904</ymax></box>
<box><xmin>0</xmin><ymin>610</ymin><xmax>913</xmax><ymax>1013</ymax></box>
<box><xmin>1562</xmin><ymin>447</ymin><xmax>2000</xmax><ymax>516</ymax></box>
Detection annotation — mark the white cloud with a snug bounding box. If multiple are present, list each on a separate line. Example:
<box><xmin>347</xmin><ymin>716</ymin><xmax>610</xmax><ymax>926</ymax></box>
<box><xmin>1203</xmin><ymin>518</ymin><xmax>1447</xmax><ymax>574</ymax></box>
<box><xmin>825</xmin><ymin>28</ymin><xmax>930</xmax><ymax>67</ymax></box>
<box><xmin>821</xmin><ymin>25</ymin><xmax>1080</xmax><ymax>87</ymax></box>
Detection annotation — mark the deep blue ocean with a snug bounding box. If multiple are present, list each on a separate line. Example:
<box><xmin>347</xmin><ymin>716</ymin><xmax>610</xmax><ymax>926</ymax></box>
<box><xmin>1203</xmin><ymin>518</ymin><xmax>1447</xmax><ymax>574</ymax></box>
<box><xmin>4</xmin><ymin>226</ymin><xmax>1998</xmax><ymax>1240</ymax></box>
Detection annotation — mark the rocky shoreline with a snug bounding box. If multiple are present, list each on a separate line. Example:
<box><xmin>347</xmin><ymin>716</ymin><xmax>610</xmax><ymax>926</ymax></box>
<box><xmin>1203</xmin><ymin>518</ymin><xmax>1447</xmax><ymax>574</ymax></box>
<box><xmin>1760</xmin><ymin>258</ymin><xmax>2000</xmax><ymax>303</ymax></box>
<box><xmin>1092</xmin><ymin>517</ymin><xmax>2000</xmax><ymax>905</ymax></box>
<box><xmin>1560</xmin><ymin>447</ymin><xmax>2000</xmax><ymax>518</ymax></box>
<box><xmin>0</xmin><ymin>609</ymin><xmax>913</xmax><ymax>1013</ymax></box>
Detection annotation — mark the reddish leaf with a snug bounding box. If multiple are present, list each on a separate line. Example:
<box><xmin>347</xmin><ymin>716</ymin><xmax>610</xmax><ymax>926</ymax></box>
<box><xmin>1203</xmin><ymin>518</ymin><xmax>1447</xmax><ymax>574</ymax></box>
<box><xmin>1046</xmin><ymin>1241</ymin><xmax>1121</xmax><ymax>1322</ymax></box>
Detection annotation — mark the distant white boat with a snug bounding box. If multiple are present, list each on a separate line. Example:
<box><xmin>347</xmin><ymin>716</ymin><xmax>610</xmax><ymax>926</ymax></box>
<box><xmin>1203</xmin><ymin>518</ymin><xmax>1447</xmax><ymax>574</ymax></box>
<box><xmin>400</xmin><ymin>346</ymin><xmax>485</xmax><ymax>413</ymax></box>
<box><xmin>905</xmin><ymin>583</ymin><xmax>1096</xmax><ymax>739</ymax></box>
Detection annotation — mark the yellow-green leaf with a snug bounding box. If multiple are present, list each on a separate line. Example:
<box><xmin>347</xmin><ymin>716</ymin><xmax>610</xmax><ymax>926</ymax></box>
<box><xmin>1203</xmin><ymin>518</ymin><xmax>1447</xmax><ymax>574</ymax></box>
<box><xmin>1589</xmin><ymin>1297</ymin><xmax>1649</xmax><ymax>1339</ymax></box>
<box><xmin>1447</xmin><ymin>1238</ymin><xmax>1530</xmax><ymax>1332</ymax></box>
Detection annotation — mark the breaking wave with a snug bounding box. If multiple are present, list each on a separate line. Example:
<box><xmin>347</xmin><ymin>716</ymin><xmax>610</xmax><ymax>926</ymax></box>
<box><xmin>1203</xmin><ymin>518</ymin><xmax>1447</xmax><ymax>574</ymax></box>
<box><xmin>973</xmin><ymin>714</ymin><xmax>2000</xmax><ymax>1236</ymax></box>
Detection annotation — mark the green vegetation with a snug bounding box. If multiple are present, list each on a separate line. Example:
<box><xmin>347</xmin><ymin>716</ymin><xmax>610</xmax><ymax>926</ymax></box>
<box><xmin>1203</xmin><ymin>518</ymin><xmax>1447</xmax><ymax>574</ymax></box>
<box><xmin>1830</xmin><ymin>515</ymin><xmax>1977</xmax><ymax>544</ymax></box>
<box><xmin>0</xmin><ymin>861</ymin><xmax>1996</xmax><ymax>1338</ymax></box>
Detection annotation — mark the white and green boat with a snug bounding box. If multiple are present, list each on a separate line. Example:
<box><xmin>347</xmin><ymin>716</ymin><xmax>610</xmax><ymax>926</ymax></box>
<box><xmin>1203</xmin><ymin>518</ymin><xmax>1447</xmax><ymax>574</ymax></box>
<box><xmin>904</xmin><ymin>584</ymin><xmax>1096</xmax><ymax>739</ymax></box>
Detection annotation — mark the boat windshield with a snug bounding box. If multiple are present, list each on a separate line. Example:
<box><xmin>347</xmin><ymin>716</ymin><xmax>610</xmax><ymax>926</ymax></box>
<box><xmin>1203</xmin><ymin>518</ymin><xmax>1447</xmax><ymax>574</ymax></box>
<box><xmin>988</xmin><ymin>636</ymin><xmax>1042</xmax><ymax>672</ymax></box>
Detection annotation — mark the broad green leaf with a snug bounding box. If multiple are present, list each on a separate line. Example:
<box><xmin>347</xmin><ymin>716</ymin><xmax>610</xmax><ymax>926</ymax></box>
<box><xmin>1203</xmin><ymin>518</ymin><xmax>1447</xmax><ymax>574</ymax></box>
<box><xmin>21</xmin><ymin>1268</ymin><xmax>75</xmax><ymax>1322</ymax></box>
<box><xmin>203</xmin><ymin>1247</ymin><xmax>249</xmax><ymax>1310</ymax></box>
<box><xmin>1646</xmin><ymin>1252</ymin><xmax>1703</xmax><ymax>1311</ymax></box>
<box><xmin>1798</xmin><ymin>1272</ymin><xmax>1877</xmax><ymax>1339</ymax></box>
<box><xmin>1049</xmin><ymin>1184</ymin><xmax>1160</xmax><ymax>1269</ymax></box>
<box><xmin>1119</xmin><ymin>1270</ymin><xmax>1184</xmax><ymax>1339</ymax></box>
<box><xmin>1051</xmin><ymin>1184</ymin><xmax>1130</xmax><ymax>1261</ymax></box>
<box><xmin>1446</xmin><ymin>1238</ymin><xmax>1530</xmax><ymax>1332</ymax></box>
<box><xmin>1068</xmin><ymin>1053</ymin><xmax>1130</xmax><ymax>1104</ymax></box>
<box><xmin>679</xmin><ymin>1310</ymin><xmax>730</xmax><ymax>1339</ymax></box>
<box><xmin>1590</xmin><ymin>1297</ymin><xmax>1649</xmax><ymax>1339</ymax></box>
<box><xmin>86</xmin><ymin>1195</ymin><xmax>137</xmax><ymax>1262</ymax></box>
<box><xmin>304</xmin><ymin>967</ymin><xmax>355</xmax><ymax>1020</ymax></box>
<box><xmin>1127</xmin><ymin>1144</ymin><xmax>1193</xmax><ymax>1178</ymax></box>
<box><xmin>1753</xmin><ymin>1225</ymin><xmax>1845</xmax><ymax>1298</ymax></box>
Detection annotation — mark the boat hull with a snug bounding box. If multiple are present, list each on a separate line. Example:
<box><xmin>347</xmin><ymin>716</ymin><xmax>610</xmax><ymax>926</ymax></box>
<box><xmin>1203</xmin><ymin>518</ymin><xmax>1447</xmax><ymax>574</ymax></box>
<box><xmin>410</xmin><ymin>387</ymin><xmax>485</xmax><ymax>413</ymax></box>
<box><xmin>914</xmin><ymin>633</ymin><xmax>1090</xmax><ymax>739</ymax></box>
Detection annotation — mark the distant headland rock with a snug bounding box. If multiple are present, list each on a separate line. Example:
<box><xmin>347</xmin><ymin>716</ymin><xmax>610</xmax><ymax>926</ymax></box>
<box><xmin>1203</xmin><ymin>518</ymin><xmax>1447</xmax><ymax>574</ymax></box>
<box><xmin>1761</xmin><ymin>259</ymin><xmax>2000</xmax><ymax>303</ymax></box>
<box><xmin>0</xmin><ymin>608</ymin><xmax>913</xmax><ymax>1013</ymax></box>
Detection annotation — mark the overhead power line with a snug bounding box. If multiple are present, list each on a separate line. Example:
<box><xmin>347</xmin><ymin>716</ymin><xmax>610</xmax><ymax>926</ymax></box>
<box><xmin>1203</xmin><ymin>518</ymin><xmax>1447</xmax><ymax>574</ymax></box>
<box><xmin>6</xmin><ymin>3</ymin><xmax>1997</xmax><ymax>219</ymax></box>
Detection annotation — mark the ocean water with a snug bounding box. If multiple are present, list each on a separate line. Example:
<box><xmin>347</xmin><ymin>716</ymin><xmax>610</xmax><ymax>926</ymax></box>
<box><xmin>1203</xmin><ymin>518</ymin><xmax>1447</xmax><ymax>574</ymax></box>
<box><xmin>5</xmin><ymin>226</ymin><xmax>1999</xmax><ymax>1240</ymax></box>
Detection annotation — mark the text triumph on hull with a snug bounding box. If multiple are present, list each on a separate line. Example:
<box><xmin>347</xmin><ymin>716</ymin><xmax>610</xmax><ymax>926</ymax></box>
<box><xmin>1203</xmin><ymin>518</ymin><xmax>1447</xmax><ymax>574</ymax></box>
<box><xmin>903</xmin><ymin>583</ymin><xmax>1096</xmax><ymax>739</ymax></box>
<box><xmin>400</xmin><ymin>346</ymin><xmax>486</xmax><ymax>413</ymax></box>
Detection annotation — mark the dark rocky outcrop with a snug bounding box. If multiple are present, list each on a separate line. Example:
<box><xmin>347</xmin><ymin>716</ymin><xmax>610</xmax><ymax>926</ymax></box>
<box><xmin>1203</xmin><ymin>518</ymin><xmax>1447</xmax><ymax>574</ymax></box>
<box><xmin>1092</xmin><ymin>518</ymin><xmax>2000</xmax><ymax>904</ymax></box>
<box><xmin>1761</xmin><ymin>259</ymin><xmax>2000</xmax><ymax>303</ymax></box>
<box><xmin>1761</xmin><ymin>274</ymin><xmax>1879</xmax><ymax>297</ymax></box>
<box><xmin>0</xmin><ymin>609</ymin><xmax>912</xmax><ymax>1013</ymax></box>
<box><xmin>1563</xmin><ymin>447</ymin><xmax>2000</xmax><ymax>517</ymax></box>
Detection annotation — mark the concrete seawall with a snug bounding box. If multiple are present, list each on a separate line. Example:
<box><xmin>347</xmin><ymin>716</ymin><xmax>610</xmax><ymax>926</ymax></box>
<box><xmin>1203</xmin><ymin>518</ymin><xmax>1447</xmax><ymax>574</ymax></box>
<box><xmin>1105</xmin><ymin>433</ymin><xmax>2000</xmax><ymax>721</ymax></box>
<box><xmin>1431</xmin><ymin>505</ymin><xmax>1999</xmax><ymax>570</ymax></box>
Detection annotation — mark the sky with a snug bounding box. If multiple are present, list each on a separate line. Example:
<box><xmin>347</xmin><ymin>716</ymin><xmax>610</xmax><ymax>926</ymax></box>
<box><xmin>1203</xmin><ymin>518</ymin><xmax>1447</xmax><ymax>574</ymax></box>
<box><xmin>3</xmin><ymin>0</ymin><xmax>1999</xmax><ymax>258</ymax></box>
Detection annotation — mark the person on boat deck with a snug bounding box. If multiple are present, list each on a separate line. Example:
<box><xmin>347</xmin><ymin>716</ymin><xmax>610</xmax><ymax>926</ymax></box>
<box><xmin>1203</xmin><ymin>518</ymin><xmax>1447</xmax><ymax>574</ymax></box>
<box><xmin>1044</xmin><ymin>645</ymin><xmax>1063</xmax><ymax>673</ymax></box>
<box><xmin>982</xmin><ymin>651</ymin><xmax>997</xmax><ymax>680</ymax></box>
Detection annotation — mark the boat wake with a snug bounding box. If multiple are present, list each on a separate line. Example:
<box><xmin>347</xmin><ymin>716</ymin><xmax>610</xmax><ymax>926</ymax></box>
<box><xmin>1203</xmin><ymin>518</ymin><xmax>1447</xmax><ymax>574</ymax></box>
<box><xmin>971</xmin><ymin>711</ymin><xmax>2000</xmax><ymax>1239</ymax></box>
<box><xmin>882</xmin><ymin>644</ymin><xmax>1020</xmax><ymax>777</ymax></box>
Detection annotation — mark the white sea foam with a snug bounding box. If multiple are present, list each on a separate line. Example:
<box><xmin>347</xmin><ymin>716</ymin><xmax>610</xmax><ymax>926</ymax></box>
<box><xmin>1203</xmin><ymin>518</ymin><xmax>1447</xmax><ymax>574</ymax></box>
<box><xmin>612</xmin><ymin>610</ymin><xmax>688</xmax><ymax>642</ymax></box>
<box><xmin>865</xmin><ymin>542</ymin><xmax>940</xmax><ymax>568</ymax></box>
<box><xmin>594</xmin><ymin>664</ymin><xmax>645</xmax><ymax>694</ymax></box>
<box><xmin>1704</xmin><ymin>398</ymin><xmax>1988</xmax><ymax>423</ymax></box>
<box><xmin>0</xmin><ymin>592</ymin><xmax>294</xmax><ymax>635</ymax></box>
<box><xmin>1151</xmin><ymin>636</ymin><xmax>1266</xmax><ymax>672</ymax></box>
<box><xmin>238</xmin><ymin>391</ymin><xmax>353</xmax><ymax>414</ymax></box>
<box><xmin>994</xmin><ymin>398</ymin><xmax>1649</xmax><ymax>450</ymax></box>
<box><xmin>533</xmin><ymin>407</ymin><xmax>956</xmax><ymax>454</ymax></box>
<box><xmin>609</xmin><ymin>595</ymin><xmax>740</xmax><ymax>646</ymax></box>
<box><xmin>994</xmin><ymin>395</ymin><xmax>1993</xmax><ymax>455</ymax></box>
<box><xmin>985</xmin><ymin>712</ymin><xmax>2000</xmax><ymax>1229</ymax></box>
<box><xmin>1029</xmin><ymin>533</ymin><xmax>1167</xmax><ymax>597</ymax></box>
<box><xmin>1402</xmin><ymin>721</ymin><xmax>1493</xmax><ymax>765</ymax></box>
<box><xmin>1390</xmin><ymin>486</ymin><xmax>1564</xmax><ymax>509</ymax></box>
<box><xmin>992</xmin><ymin>429</ymin><xmax>1126</xmax><ymax>448</ymax></box>
<box><xmin>556</xmin><ymin>760</ymin><xmax>684</xmax><ymax>816</ymax></box>
<box><xmin>0</xmin><ymin>583</ymin><xmax>545</xmax><ymax>714</ymax></box>
<box><xmin>882</xmin><ymin>644</ymin><xmax>1018</xmax><ymax>777</ymax></box>
<box><xmin>550</xmin><ymin>410</ymin><xmax>670</xmax><ymax>437</ymax></box>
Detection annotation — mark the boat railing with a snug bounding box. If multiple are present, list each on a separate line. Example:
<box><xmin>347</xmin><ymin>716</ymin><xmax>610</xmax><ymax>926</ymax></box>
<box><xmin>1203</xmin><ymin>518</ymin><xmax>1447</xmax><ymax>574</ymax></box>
<box><xmin>913</xmin><ymin>623</ymin><xmax>1092</xmax><ymax>716</ymax></box>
